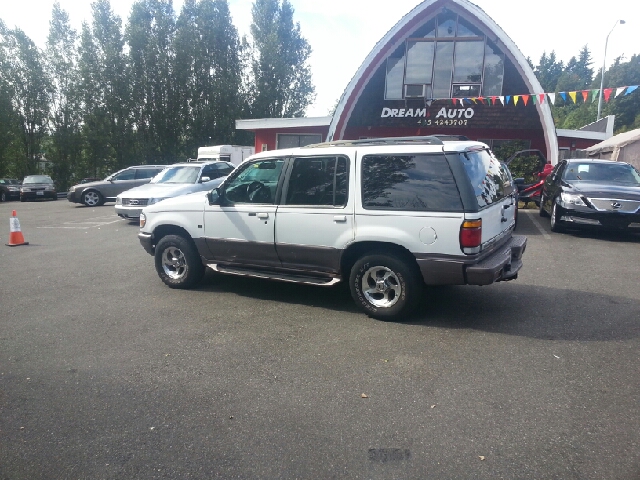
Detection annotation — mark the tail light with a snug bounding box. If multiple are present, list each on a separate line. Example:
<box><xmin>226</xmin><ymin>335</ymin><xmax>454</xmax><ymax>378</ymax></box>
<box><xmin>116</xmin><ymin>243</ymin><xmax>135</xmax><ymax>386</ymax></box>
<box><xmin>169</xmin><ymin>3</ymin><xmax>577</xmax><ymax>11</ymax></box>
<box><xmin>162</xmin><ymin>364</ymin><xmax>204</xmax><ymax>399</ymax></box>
<box><xmin>460</xmin><ymin>219</ymin><xmax>482</xmax><ymax>254</ymax></box>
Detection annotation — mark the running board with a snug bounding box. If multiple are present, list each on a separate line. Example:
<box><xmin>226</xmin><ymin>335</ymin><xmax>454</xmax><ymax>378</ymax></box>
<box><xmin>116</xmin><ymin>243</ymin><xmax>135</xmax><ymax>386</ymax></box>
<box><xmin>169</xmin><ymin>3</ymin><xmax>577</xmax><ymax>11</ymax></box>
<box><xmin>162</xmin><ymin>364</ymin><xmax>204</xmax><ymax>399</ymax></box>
<box><xmin>206</xmin><ymin>263</ymin><xmax>341</xmax><ymax>287</ymax></box>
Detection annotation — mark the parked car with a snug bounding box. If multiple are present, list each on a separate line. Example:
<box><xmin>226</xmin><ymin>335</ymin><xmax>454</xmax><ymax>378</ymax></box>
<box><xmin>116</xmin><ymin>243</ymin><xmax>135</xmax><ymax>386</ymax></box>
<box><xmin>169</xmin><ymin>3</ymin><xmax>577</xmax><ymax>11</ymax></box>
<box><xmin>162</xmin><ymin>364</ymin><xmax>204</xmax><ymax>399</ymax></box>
<box><xmin>20</xmin><ymin>175</ymin><xmax>57</xmax><ymax>201</ymax></box>
<box><xmin>115</xmin><ymin>160</ymin><xmax>234</xmax><ymax>219</ymax></box>
<box><xmin>0</xmin><ymin>178</ymin><xmax>21</xmax><ymax>202</ymax></box>
<box><xmin>540</xmin><ymin>159</ymin><xmax>640</xmax><ymax>232</ymax></box>
<box><xmin>137</xmin><ymin>136</ymin><xmax>525</xmax><ymax>321</ymax></box>
<box><xmin>67</xmin><ymin>165</ymin><xmax>167</xmax><ymax>207</ymax></box>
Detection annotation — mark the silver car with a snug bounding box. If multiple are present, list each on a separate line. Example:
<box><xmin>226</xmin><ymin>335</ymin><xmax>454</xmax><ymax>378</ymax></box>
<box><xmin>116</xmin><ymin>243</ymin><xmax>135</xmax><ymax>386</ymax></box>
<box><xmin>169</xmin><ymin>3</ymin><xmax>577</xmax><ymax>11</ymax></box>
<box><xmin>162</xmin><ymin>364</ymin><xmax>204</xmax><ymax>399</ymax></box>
<box><xmin>115</xmin><ymin>161</ymin><xmax>234</xmax><ymax>219</ymax></box>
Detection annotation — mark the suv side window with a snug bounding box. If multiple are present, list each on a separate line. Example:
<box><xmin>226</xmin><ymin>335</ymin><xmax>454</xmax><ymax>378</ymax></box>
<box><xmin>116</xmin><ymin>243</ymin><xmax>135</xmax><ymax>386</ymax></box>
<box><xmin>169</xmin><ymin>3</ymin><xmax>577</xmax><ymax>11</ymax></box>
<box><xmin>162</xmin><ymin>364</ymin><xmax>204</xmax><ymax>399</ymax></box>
<box><xmin>223</xmin><ymin>159</ymin><xmax>285</xmax><ymax>204</ymax></box>
<box><xmin>361</xmin><ymin>154</ymin><xmax>463</xmax><ymax>211</ymax></box>
<box><xmin>202</xmin><ymin>163</ymin><xmax>233</xmax><ymax>180</ymax></box>
<box><xmin>285</xmin><ymin>156</ymin><xmax>349</xmax><ymax>206</ymax></box>
<box><xmin>460</xmin><ymin>149</ymin><xmax>509</xmax><ymax>208</ymax></box>
<box><xmin>136</xmin><ymin>167</ymin><xmax>163</xmax><ymax>180</ymax></box>
<box><xmin>112</xmin><ymin>169</ymin><xmax>136</xmax><ymax>181</ymax></box>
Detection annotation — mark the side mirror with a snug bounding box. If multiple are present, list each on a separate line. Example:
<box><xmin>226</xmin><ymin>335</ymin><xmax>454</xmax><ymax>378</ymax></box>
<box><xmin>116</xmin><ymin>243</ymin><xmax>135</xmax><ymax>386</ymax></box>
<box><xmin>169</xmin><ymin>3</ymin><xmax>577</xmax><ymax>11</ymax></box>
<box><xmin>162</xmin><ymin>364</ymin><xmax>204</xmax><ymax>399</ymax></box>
<box><xmin>200</xmin><ymin>176</ymin><xmax>211</xmax><ymax>183</ymax></box>
<box><xmin>208</xmin><ymin>187</ymin><xmax>221</xmax><ymax>205</ymax></box>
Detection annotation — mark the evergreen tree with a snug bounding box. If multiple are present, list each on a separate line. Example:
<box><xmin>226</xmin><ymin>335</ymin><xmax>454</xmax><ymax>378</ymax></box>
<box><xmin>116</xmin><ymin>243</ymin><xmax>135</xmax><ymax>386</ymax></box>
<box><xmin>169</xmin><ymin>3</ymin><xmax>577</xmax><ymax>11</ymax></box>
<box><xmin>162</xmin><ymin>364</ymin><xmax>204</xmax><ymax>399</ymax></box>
<box><xmin>249</xmin><ymin>0</ymin><xmax>315</xmax><ymax>118</ymax></box>
<box><xmin>0</xmin><ymin>21</ymin><xmax>22</xmax><ymax>177</ymax></box>
<box><xmin>46</xmin><ymin>2</ymin><xmax>83</xmax><ymax>190</ymax></box>
<box><xmin>534</xmin><ymin>51</ymin><xmax>564</xmax><ymax>93</ymax></box>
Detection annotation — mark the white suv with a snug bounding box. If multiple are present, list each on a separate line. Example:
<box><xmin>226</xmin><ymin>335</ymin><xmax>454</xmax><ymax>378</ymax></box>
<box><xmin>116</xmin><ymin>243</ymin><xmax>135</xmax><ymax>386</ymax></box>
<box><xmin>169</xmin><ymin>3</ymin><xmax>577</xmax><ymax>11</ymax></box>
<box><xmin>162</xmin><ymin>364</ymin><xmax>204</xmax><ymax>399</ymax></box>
<box><xmin>138</xmin><ymin>137</ymin><xmax>526</xmax><ymax>320</ymax></box>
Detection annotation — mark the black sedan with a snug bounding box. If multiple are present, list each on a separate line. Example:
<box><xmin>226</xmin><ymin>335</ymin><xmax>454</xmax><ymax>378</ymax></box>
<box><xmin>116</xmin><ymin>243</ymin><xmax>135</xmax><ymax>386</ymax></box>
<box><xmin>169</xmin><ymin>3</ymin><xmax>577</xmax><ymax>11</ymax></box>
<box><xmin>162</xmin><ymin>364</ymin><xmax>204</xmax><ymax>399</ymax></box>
<box><xmin>539</xmin><ymin>159</ymin><xmax>640</xmax><ymax>232</ymax></box>
<box><xmin>20</xmin><ymin>175</ymin><xmax>58</xmax><ymax>201</ymax></box>
<box><xmin>0</xmin><ymin>178</ymin><xmax>21</xmax><ymax>202</ymax></box>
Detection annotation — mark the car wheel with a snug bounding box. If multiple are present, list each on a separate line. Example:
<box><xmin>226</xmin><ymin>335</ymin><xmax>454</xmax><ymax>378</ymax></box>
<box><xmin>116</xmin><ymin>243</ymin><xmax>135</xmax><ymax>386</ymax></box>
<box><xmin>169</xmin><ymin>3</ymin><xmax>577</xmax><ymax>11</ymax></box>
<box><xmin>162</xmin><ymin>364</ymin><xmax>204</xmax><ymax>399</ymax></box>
<box><xmin>550</xmin><ymin>201</ymin><xmax>564</xmax><ymax>233</ymax></box>
<box><xmin>154</xmin><ymin>234</ymin><xmax>205</xmax><ymax>289</ymax></box>
<box><xmin>349</xmin><ymin>253</ymin><xmax>423</xmax><ymax>321</ymax></box>
<box><xmin>0</xmin><ymin>191</ymin><xmax>5</xmax><ymax>202</ymax></box>
<box><xmin>20</xmin><ymin>196</ymin><xmax>26</xmax><ymax>202</ymax></box>
<box><xmin>539</xmin><ymin>194</ymin><xmax>549</xmax><ymax>217</ymax></box>
<box><xmin>82</xmin><ymin>190</ymin><xmax>103</xmax><ymax>207</ymax></box>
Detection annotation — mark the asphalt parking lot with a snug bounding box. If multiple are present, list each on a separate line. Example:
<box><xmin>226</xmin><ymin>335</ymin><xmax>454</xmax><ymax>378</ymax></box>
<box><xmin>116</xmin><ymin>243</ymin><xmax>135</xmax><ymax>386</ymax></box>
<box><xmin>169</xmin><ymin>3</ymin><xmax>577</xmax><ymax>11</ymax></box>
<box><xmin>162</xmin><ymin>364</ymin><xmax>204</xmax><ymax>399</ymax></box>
<box><xmin>1</xmin><ymin>200</ymin><xmax>639</xmax><ymax>479</ymax></box>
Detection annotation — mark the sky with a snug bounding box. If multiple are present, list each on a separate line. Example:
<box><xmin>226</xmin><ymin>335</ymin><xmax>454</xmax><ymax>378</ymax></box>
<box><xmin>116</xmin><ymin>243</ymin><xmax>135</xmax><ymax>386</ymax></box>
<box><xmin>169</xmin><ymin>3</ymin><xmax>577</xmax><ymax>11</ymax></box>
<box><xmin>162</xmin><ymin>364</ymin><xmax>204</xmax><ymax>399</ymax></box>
<box><xmin>1</xmin><ymin>0</ymin><xmax>638</xmax><ymax>116</ymax></box>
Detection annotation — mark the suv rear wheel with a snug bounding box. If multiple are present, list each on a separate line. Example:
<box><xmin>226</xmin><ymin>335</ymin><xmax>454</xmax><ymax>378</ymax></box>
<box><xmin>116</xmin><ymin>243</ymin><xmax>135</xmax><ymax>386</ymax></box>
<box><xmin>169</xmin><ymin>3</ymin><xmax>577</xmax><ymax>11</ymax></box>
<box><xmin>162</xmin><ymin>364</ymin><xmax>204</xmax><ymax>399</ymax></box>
<box><xmin>155</xmin><ymin>234</ymin><xmax>205</xmax><ymax>288</ymax></box>
<box><xmin>349</xmin><ymin>253</ymin><xmax>423</xmax><ymax>320</ymax></box>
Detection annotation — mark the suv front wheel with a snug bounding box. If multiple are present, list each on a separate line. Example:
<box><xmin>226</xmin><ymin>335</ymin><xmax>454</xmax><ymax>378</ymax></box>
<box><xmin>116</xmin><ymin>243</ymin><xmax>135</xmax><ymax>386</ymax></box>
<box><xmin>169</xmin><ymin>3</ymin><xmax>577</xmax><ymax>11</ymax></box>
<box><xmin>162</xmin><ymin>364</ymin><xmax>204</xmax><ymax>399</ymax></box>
<box><xmin>349</xmin><ymin>253</ymin><xmax>423</xmax><ymax>321</ymax></box>
<box><xmin>155</xmin><ymin>235</ymin><xmax>205</xmax><ymax>288</ymax></box>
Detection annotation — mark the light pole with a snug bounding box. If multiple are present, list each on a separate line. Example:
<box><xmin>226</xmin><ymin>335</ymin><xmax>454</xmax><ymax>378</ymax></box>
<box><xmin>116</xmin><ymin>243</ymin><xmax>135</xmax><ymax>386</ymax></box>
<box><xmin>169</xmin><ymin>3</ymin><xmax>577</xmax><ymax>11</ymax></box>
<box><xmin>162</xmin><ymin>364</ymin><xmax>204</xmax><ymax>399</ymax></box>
<box><xmin>597</xmin><ymin>19</ymin><xmax>625</xmax><ymax>121</ymax></box>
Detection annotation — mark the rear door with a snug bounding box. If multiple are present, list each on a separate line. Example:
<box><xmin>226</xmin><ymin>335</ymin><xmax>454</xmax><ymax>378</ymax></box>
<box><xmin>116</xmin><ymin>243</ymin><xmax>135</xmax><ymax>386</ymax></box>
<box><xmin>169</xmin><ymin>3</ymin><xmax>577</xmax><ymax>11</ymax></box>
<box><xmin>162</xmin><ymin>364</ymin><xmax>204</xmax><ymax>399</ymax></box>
<box><xmin>458</xmin><ymin>148</ymin><xmax>516</xmax><ymax>243</ymax></box>
<box><xmin>275</xmin><ymin>154</ymin><xmax>354</xmax><ymax>274</ymax></box>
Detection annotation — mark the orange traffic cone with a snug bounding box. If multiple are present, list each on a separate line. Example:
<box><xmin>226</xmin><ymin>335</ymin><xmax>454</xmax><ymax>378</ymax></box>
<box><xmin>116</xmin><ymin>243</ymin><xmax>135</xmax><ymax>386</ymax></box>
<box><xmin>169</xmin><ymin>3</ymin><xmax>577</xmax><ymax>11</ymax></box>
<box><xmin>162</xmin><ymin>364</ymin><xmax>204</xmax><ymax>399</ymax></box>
<box><xmin>6</xmin><ymin>210</ymin><xmax>29</xmax><ymax>247</ymax></box>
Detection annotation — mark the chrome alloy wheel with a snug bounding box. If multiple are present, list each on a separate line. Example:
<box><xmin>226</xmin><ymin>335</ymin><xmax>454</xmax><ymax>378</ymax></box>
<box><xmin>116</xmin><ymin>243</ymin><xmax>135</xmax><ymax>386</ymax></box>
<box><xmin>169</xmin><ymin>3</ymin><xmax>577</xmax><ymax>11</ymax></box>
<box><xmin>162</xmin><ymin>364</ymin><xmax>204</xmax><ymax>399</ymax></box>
<box><xmin>161</xmin><ymin>246</ymin><xmax>188</xmax><ymax>280</ymax></box>
<box><xmin>361</xmin><ymin>265</ymin><xmax>402</xmax><ymax>308</ymax></box>
<box><xmin>83</xmin><ymin>191</ymin><xmax>101</xmax><ymax>206</ymax></box>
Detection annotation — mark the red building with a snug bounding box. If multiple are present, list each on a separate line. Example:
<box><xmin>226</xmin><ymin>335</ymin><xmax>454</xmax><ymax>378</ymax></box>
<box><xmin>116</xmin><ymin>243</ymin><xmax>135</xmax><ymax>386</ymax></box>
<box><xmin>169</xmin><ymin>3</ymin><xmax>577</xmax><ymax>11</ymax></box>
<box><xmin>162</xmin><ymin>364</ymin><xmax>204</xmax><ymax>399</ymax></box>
<box><xmin>237</xmin><ymin>0</ymin><xmax>611</xmax><ymax>163</ymax></box>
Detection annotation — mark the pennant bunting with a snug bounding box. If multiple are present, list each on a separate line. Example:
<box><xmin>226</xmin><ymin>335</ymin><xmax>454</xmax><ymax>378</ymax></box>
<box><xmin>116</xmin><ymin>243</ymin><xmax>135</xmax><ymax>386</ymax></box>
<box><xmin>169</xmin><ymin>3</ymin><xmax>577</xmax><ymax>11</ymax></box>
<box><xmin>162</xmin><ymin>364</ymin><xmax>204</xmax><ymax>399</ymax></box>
<box><xmin>490</xmin><ymin>96</ymin><xmax>497</xmax><ymax>105</ymax></box>
<box><xmin>548</xmin><ymin>93</ymin><xmax>556</xmax><ymax>104</ymax></box>
<box><xmin>531</xmin><ymin>94</ymin><xmax>537</xmax><ymax>105</ymax></box>
<box><xmin>538</xmin><ymin>94</ymin><xmax>546</xmax><ymax>104</ymax></box>
<box><xmin>626</xmin><ymin>85</ymin><xmax>638</xmax><ymax>95</ymax></box>
<box><xmin>498</xmin><ymin>96</ymin><xmax>504</xmax><ymax>105</ymax></box>
<box><xmin>569</xmin><ymin>91</ymin><xmax>577</xmax><ymax>103</ymax></box>
<box><xmin>513</xmin><ymin>95</ymin><xmax>520</xmax><ymax>106</ymax></box>
<box><xmin>560</xmin><ymin>92</ymin><xmax>566</xmax><ymax>102</ymax></box>
<box><xmin>615</xmin><ymin>87</ymin><xmax>626</xmax><ymax>97</ymax></box>
<box><xmin>522</xmin><ymin>95</ymin><xmax>530</xmax><ymax>106</ymax></box>
<box><xmin>590</xmin><ymin>89</ymin><xmax>599</xmax><ymax>102</ymax></box>
<box><xmin>505</xmin><ymin>95</ymin><xmax>511</xmax><ymax>105</ymax></box>
<box><xmin>581</xmin><ymin>90</ymin><xmax>589</xmax><ymax>102</ymax></box>
<box><xmin>604</xmin><ymin>88</ymin><xmax>613</xmax><ymax>102</ymax></box>
<box><xmin>452</xmin><ymin>98</ymin><xmax>457</xmax><ymax>106</ymax></box>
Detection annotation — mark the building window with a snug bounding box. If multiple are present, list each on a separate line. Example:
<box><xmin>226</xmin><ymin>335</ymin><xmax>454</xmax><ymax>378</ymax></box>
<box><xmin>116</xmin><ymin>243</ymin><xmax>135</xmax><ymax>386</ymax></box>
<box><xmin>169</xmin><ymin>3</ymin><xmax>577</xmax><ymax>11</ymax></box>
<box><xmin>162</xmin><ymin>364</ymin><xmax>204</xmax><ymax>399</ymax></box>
<box><xmin>276</xmin><ymin>134</ymin><xmax>323</xmax><ymax>149</ymax></box>
<box><xmin>384</xmin><ymin>12</ymin><xmax>504</xmax><ymax>100</ymax></box>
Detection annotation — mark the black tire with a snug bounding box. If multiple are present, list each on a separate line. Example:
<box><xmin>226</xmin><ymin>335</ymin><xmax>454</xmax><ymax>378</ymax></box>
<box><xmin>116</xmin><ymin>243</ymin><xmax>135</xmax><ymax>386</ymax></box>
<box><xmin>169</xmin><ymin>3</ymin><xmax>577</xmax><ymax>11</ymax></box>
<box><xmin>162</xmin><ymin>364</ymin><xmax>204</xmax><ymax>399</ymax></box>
<box><xmin>349</xmin><ymin>252</ymin><xmax>423</xmax><ymax>321</ymax></box>
<box><xmin>539</xmin><ymin>194</ymin><xmax>549</xmax><ymax>217</ymax></box>
<box><xmin>0</xmin><ymin>191</ymin><xmax>5</xmax><ymax>202</ymax></box>
<box><xmin>20</xmin><ymin>196</ymin><xmax>26</xmax><ymax>202</ymax></box>
<box><xmin>154</xmin><ymin>234</ymin><xmax>205</xmax><ymax>289</ymax></box>
<box><xmin>52</xmin><ymin>195</ymin><xmax>58</xmax><ymax>201</ymax></box>
<box><xmin>550</xmin><ymin>201</ymin><xmax>564</xmax><ymax>233</ymax></box>
<box><xmin>82</xmin><ymin>190</ymin><xmax>103</xmax><ymax>207</ymax></box>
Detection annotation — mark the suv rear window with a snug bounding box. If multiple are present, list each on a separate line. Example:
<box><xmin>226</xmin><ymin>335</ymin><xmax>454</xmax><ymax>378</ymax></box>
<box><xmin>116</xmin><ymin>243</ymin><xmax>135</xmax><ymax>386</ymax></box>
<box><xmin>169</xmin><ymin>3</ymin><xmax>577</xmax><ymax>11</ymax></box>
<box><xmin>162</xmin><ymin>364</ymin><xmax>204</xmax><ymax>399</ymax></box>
<box><xmin>285</xmin><ymin>156</ymin><xmax>348</xmax><ymax>206</ymax></box>
<box><xmin>459</xmin><ymin>149</ymin><xmax>511</xmax><ymax>208</ymax></box>
<box><xmin>361</xmin><ymin>154</ymin><xmax>462</xmax><ymax>211</ymax></box>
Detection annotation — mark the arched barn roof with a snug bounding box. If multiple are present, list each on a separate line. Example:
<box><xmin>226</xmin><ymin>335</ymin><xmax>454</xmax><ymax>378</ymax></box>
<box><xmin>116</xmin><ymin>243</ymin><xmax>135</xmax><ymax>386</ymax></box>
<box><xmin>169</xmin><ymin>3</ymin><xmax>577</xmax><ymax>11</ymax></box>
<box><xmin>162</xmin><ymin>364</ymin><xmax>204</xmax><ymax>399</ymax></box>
<box><xmin>327</xmin><ymin>0</ymin><xmax>558</xmax><ymax>164</ymax></box>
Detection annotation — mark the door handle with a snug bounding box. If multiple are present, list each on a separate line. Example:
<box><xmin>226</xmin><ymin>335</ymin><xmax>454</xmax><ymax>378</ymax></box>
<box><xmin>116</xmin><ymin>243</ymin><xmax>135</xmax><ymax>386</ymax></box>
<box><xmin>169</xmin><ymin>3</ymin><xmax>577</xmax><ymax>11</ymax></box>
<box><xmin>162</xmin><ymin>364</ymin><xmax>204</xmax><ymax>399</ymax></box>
<box><xmin>257</xmin><ymin>213</ymin><xmax>269</xmax><ymax>219</ymax></box>
<box><xmin>333</xmin><ymin>215</ymin><xmax>347</xmax><ymax>222</ymax></box>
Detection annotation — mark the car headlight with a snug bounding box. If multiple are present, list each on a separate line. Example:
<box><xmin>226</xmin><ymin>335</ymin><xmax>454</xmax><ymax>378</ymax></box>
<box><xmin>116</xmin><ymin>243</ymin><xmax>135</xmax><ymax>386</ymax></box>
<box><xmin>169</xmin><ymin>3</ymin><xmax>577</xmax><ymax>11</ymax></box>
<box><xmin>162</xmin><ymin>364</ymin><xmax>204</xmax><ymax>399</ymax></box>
<box><xmin>69</xmin><ymin>186</ymin><xmax>76</xmax><ymax>192</ymax></box>
<box><xmin>8</xmin><ymin>186</ymin><xmax>18</xmax><ymax>191</ymax></box>
<box><xmin>115</xmin><ymin>197</ymin><xmax>122</xmax><ymax>205</ymax></box>
<box><xmin>560</xmin><ymin>192</ymin><xmax>587</xmax><ymax>207</ymax></box>
<box><xmin>139</xmin><ymin>213</ymin><xmax>146</xmax><ymax>228</ymax></box>
<box><xmin>21</xmin><ymin>187</ymin><xmax>30</xmax><ymax>192</ymax></box>
<box><xmin>45</xmin><ymin>185</ymin><xmax>54</xmax><ymax>191</ymax></box>
<box><xmin>148</xmin><ymin>197</ymin><xmax>166</xmax><ymax>205</ymax></box>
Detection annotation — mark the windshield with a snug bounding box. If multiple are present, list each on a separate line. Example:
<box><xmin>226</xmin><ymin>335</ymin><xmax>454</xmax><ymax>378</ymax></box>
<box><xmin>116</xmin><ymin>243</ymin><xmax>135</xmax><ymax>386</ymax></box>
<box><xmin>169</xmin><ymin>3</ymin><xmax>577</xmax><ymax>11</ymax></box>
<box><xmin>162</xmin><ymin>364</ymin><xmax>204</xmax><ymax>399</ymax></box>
<box><xmin>563</xmin><ymin>163</ymin><xmax>640</xmax><ymax>185</ymax></box>
<box><xmin>151</xmin><ymin>166</ymin><xmax>201</xmax><ymax>184</ymax></box>
<box><xmin>23</xmin><ymin>175</ymin><xmax>53</xmax><ymax>184</ymax></box>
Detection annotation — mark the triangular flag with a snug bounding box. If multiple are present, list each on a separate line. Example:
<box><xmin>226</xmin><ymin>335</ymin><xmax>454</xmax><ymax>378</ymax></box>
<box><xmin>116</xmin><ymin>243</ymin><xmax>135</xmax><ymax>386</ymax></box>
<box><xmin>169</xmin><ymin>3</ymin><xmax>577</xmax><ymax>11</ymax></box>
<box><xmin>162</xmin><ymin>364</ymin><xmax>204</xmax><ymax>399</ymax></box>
<box><xmin>591</xmin><ymin>89</ymin><xmax>599</xmax><ymax>102</ymax></box>
<box><xmin>560</xmin><ymin>92</ymin><xmax>567</xmax><ymax>102</ymax></box>
<box><xmin>615</xmin><ymin>87</ymin><xmax>626</xmax><ymax>97</ymax></box>
<box><xmin>505</xmin><ymin>95</ymin><xmax>511</xmax><ymax>105</ymax></box>
<box><xmin>581</xmin><ymin>90</ymin><xmax>589</xmax><ymax>102</ymax></box>
<box><xmin>498</xmin><ymin>96</ymin><xmax>505</xmax><ymax>106</ymax></box>
<box><xmin>625</xmin><ymin>85</ymin><xmax>638</xmax><ymax>95</ymax></box>
<box><xmin>477</xmin><ymin>96</ymin><xmax>485</xmax><ymax>104</ymax></box>
<box><xmin>548</xmin><ymin>93</ymin><xmax>556</xmax><ymax>104</ymax></box>
<box><xmin>531</xmin><ymin>95</ymin><xmax>537</xmax><ymax>105</ymax></box>
<box><xmin>452</xmin><ymin>98</ymin><xmax>457</xmax><ymax>106</ymax></box>
<box><xmin>539</xmin><ymin>94</ymin><xmax>546</xmax><ymax>104</ymax></box>
<box><xmin>513</xmin><ymin>95</ymin><xmax>520</xmax><ymax>106</ymax></box>
<box><xmin>569</xmin><ymin>91</ymin><xmax>577</xmax><ymax>103</ymax></box>
<box><xmin>426</xmin><ymin>100</ymin><xmax>433</xmax><ymax>107</ymax></box>
<box><xmin>604</xmin><ymin>88</ymin><xmax>613</xmax><ymax>102</ymax></box>
<box><xmin>490</xmin><ymin>96</ymin><xmax>497</xmax><ymax>105</ymax></box>
<box><xmin>522</xmin><ymin>95</ymin><xmax>530</xmax><ymax>106</ymax></box>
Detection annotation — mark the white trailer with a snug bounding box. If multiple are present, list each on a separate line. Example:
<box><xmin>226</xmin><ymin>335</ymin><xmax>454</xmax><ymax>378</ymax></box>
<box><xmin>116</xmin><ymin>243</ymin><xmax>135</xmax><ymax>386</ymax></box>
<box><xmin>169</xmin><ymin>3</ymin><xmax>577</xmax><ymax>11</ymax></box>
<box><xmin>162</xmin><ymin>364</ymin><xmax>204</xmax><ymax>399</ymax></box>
<box><xmin>196</xmin><ymin>145</ymin><xmax>255</xmax><ymax>166</ymax></box>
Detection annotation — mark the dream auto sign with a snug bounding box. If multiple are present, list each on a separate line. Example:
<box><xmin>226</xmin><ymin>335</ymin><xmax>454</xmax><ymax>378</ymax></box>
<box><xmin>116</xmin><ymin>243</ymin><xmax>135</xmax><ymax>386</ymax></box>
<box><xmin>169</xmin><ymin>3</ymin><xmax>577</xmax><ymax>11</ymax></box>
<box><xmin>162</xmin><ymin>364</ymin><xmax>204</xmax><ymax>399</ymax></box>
<box><xmin>381</xmin><ymin>107</ymin><xmax>475</xmax><ymax>127</ymax></box>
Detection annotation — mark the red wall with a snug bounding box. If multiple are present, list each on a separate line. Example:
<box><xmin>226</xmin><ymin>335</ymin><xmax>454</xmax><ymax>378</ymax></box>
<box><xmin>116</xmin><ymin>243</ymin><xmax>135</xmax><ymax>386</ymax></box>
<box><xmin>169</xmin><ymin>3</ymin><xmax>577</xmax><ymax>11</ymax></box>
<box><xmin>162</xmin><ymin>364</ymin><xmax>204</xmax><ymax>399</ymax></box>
<box><xmin>253</xmin><ymin>126</ymin><xmax>330</xmax><ymax>152</ymax></box>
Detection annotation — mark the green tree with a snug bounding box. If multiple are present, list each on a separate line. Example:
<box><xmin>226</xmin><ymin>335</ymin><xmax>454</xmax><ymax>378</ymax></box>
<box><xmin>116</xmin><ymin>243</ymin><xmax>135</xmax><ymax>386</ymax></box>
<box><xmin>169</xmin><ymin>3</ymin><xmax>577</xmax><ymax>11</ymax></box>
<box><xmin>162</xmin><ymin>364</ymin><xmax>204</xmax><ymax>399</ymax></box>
<box><xmin>0</xmin><ymin>21</ymin><xmax>22</xmax><ymax>177</ymax></box>
<box><xmin>46</xmin><ymin>2</ymin><xmax>83</xmax><ymax>190</ymax></box>
<box><xmin>534</xmin><ymin>51</ymin><xmax>564</xmax><ymax>93</ymax></box>
<box><xmin>598</xmin><ymin>54</ymin><xmax>640</xmax><ymax>132</ymax></box>
<box><xmin>249</xmin><ymin>0</ymin><xmax>315</xmax><ymax>118</ymax></box>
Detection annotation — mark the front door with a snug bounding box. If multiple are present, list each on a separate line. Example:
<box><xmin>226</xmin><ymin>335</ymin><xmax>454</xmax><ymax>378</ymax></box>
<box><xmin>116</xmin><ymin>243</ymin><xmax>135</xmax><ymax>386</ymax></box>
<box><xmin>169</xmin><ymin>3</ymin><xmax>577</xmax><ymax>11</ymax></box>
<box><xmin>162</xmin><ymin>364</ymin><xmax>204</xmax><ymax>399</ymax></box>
<box><xmin>204</xmin><ymin>158</ymin><xmax>285</xmax><ymax>268</ymax></box>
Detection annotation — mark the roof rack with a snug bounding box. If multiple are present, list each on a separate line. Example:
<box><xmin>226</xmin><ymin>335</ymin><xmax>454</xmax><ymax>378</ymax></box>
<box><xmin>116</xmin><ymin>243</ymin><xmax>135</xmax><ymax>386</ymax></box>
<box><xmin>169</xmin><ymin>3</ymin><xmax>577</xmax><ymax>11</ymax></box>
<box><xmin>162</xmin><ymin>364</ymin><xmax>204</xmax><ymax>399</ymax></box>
<box><xmin>303</xmin><ymin>135</ymin><xmax>470</xmax><ymax>148</ymax></box>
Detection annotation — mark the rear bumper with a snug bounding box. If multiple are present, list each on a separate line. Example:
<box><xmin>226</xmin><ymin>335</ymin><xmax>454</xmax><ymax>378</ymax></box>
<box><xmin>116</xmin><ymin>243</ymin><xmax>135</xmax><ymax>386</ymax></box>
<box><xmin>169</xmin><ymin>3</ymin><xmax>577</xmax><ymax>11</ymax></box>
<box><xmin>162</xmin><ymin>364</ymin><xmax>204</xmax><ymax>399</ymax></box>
<box><xmin>21</xmin><ymin>191</ymin><xmax>57</xmax><ymax>200</ymax></box>
<box><xmin>465</xmin><ymin>235</ymin><xmax>527</xmax><ymax>285</ymax></box>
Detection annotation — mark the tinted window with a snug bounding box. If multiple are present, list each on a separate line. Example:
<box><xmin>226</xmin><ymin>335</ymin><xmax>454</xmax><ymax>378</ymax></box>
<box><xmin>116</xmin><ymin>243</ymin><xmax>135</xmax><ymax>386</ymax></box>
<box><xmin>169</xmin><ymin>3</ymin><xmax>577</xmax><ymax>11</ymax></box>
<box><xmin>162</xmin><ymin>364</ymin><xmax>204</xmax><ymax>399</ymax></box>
<box><xmin>112</xmin><ymin>169</ymin><xmax>136</xmax><ymax>181</ymax></box>
<box><xmin>135</xmin><ymin>168</ymin><xmax>163</xmax><ymax>180</ymax></box>
<box><xmin>202</xmin><ymin>163</ymin><xmax>233</xmax><ymax>179</ymax></box>
<box><xmin>361</xmin><ymin>154</ymin><xmax>462</xmax><ymax>211</ymax></box>
<box><xmin>459</xmin><ymin>149</ymin><xmax>509</xmax><ymax>208</ymax></box>
<box><xmin>562</xmin><ymin>162</ymin><xmax>640</xmax><ymax>185</ymax></box>
<box><xmin>285</xmin><ymin>156</ymin><xmax>348</xmax><ymax>206</ymax></box>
